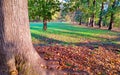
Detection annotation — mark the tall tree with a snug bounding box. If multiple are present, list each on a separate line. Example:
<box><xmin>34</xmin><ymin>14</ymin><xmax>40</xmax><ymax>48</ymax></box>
<box><xmin>86</xmin><ymin>0</ymin><xmax>90</xmax><ymax>26</ymax></box>
<box><xmin>108</xmin><ymin>0</ymin><xmax>117</xmax><ymax>30</ymax></box>
<box><xmin>0</xmin><ymin>0</ymin><xmax>45</xmax><ymax>75</ymax></box>
<box><xmin>89</xmin><ymin>0</ymin><xmax>96</xmax><ymax>27</ymax></box>
<box><xmin>28</xmin><ymin>0</ymin><xmax>60</xmax><ymax>31</ymax></box>
<box><xmin>62</xmin><ymin>0</ymin><xmax>89</xmax><ymax>24</ymax></box>
<box><xmin>98</xmin><ymin>2</ymin><xmax>104</xmax><ymax>28</ymax></box>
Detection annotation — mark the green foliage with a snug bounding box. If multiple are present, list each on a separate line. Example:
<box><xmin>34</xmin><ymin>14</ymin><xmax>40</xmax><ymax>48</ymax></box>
<box><xmin>74</xmin><ymin>10</ymin><xmax>82</xmax><ymax>22</ymax></box>
<box><xmin>52</xmin><ymin>12</ymin><xmax>61</xmax><ymax>21</ymax></box>
<box><xmin>28</xmin><ymin>0</ymin><xmax>120</xmax><ymax>28</ymax></box>
<box><xmin>61</xmin><ymin>0</ymin><xmax>120</xmax><ymax>28</ymax></box>
<box><xmin>102</xmin><ymin>0</ymin><xmax>120</xmax><ymax>27</ymax></box>
<box><xmin>28</xmin><ymin>0</ymin><xmax>61</xmax><ymax>21</ymax></box>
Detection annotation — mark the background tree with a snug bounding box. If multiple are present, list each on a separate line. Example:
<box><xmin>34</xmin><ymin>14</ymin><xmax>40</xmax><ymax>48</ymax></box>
<box><xmin>28</xmin><ymin>0</ymin><xmax>61</xmax><ymax>30</ymax></box>
<box><xmin>89</xmin><ymin>0</ymin><xmax>96</xmax><ymax>27</ymax></box>
<box><xmin>98</xmin><ymin>1</ymin><xmax>104</xmax><ymax>28</ymax></box>
<box><xmin>0</xmin><ymin>0</ymin><xmax>45</xmax><ymax>75</ymax></box>
<box><xmin>108</xmin><ymin>0</ymin><xmax>120</xmax><ymax>30</ymax></box>
<box><xmin>62</xmin><ymin>0</ymin><xmax>120</xmax><ymax>30</ymax></box>
<box><xmin>74</xmin><ymin>10</ymin><xmax>82</xmax><ymax>25</ymax></box>
<box><xmin>62</xmin><ymin>0</ymin><xmax>87</xmax><ymax>24</ymax></box>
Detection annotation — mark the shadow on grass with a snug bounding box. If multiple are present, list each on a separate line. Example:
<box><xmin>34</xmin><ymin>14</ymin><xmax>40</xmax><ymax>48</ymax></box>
<box><xmin>30</xmin><ymin>22</ymin><xmax>119</xmax><ymax>43</ymax></box>
<box><xmin>30</xmin><ymin>22</ymin><xmax>117</xmax><ymax>35</ymax></box>
<box><xmin>49</xmin><ymin>23</ymin><xmax>117</xmax><ymax>35</ymax></box>
<box><xmin>30</xmin><ymin>22</ymin><xmax>120</xmax><ymax>47</ymax></box>
<box><xmin>31</xmin><ymin>29</ymin><xmax>118</xmax><ymax>45</ymax></box>
<box><xmin>47</xmin><ymin>29</ymin><xmax>110</xmax><ymax>41</ymax></box>
<box><xmin>31</xmin><ymin>33</ymin><xmax>70</xmax><ymax>46</ymax></box>
<box><xmin>31</xmin><ymin>31</ymin><xmax>120</xmax><ymax>47</ymax></box>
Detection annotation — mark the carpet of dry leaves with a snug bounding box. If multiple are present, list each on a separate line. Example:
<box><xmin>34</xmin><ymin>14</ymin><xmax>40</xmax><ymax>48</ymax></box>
<box><xmin>35</xmin><ymin>45</ymin><xmax>120</xmax><ymax>75</ymax></box>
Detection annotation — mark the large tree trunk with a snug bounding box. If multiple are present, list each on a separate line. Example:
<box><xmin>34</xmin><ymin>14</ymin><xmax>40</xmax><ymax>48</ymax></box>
<box><xmin>43</xmin><ymin>18</ymin><xmax>47</xmax><ymax>31</ymax></box>
<box><xmin>98</xmin><ymin>2</ymin><xmax>104</xmax><ymax>28</ymax></box>
<box><xmin>0</xmin><ymin>0</ymin><xmax>46</xmax><ymax>75</ymax></box>
<box><xmin>108</xmin><ymin>0</ymin><xmax>116</xmax><ymax>30</ymax></box>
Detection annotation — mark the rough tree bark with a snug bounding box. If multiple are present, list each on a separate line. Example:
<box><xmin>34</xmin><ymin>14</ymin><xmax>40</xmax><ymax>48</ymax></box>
<box><xmin>0</xmin><ymin>0</ymin><xmax>46</xmax><ymax>75</ymax></box>
<box><xmin>98</xmin><ymin>2</ymin><xmax>104</xmax><ymax>28</ymax></box>
<box><xmin>108</xmin><ymin>0</ymin><xmax>116</xmax><ymax>30</ymax></box>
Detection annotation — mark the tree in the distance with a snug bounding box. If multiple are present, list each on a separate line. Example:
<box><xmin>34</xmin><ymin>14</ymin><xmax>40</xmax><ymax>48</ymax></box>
<box><xmin>28</xmin><ymin>0</ymin><xmax>61</xmax><ymax>31</ymax></box>
<box><xmin>108</xmin><ymin>0</ymin><xmax>118</xmax><ymax>30</ymax></box>
<box><xmin>89</xmin><ymin>0</ymin><xmax>96</xmax><ymax>27</ymax></box>
<box><xmin>98</xmin><ymin>1</ymin><xmax>104</xmax><ymax>28</ymax></box>
<box><xmin>0</xmin><ymin>0</ymin><xmax>46</xmax><ymax>75</ymax></box>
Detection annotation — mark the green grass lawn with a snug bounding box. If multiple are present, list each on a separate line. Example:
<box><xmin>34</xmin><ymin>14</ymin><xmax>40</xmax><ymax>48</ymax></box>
<box><xmin>30</xmin><ymin>22</ymin><xmax>120</xmax><ymax>46</ymax></box>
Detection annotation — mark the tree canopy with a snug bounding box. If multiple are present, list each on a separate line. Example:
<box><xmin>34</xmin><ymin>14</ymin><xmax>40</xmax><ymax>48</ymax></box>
<box><xmin>28</xmin><ymin>0</ymin><xmax>61</xmax><ymax>21</ymax></box>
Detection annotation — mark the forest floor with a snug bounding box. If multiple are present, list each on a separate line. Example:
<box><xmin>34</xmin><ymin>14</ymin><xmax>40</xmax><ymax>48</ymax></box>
<box><xmin>30</xmin><ymin>22</ymin><xmax>120</xmax><ymax>75</ymax></box>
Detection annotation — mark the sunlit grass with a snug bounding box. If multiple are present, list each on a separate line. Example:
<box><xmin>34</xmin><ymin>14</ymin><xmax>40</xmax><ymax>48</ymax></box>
<box><xmin>30</xmin><ymin>22</ymin><xmax>120</xmax><ymax>45</ymax></box>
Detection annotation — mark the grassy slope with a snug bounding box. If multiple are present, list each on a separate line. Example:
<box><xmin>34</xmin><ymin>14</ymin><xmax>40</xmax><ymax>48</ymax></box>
<box><xmin>30</xmin><ymin>22</ymin><xmax>120</xmax><ymax>45</ymax></box>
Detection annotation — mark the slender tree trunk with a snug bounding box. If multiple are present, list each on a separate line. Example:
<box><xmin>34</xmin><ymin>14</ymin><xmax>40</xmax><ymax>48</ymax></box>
<box><xmin>90</xmin><ymin>0</ymin><xmax>96</xmax><ymax>27</ymax></box>
<box><xmin>103</xmin><ymin>20</ymin><xmax>106</xmax><ymax>26</ymax></box>
<box><xmin>86</xmin><ymin>0</ymin><xmax>90</xmax><ymax>26</ymax></box>
<box><xmin>108</xmin><ymin>13</ymin><xmax>114</xmax><ymax>30</ymax></box>
<box><xmin>79</xmin><ymin>17</ymin><xmax>82</xmax><ymax>25</ymax></box>
<box><xmin>102</xmin><ymin>15</ymin><xmax>107</xmax><ymax>26</ymax></box>
<box><xmin>90</xmin><ymin>14</ymin><xmax>95</xmax><ymax>27</ymax></box>
<box><xmin>0</xmin><ymin>0</ymin><xmax>46</xmax><ymax>75</ymax></box>
<box><xmin>43</xmin><ymin>18</ymin><xmax>47</xmax><ymax>31</ymax></box>
<box><xmin>108</xmin><ymin>0</ymin><xmax>116</xmax><ymax>30</ymax></box>
<box><xmin>86</xmin><ymin>18</ymin><xmax>91</xmax><ymax>26</ymax></box>
<box><xmin>98</xmin><ymin>2</ymin><xmax>104</xmax><ymax>28</ymax></box>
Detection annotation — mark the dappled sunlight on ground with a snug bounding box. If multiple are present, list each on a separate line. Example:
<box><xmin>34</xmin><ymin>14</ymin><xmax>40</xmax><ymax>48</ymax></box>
<box><xmin>30</xmin><ymin>22</ymin><xmax>120</xmax><ymax>45</ymax></box>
